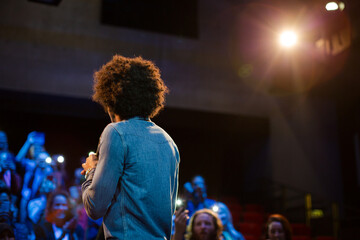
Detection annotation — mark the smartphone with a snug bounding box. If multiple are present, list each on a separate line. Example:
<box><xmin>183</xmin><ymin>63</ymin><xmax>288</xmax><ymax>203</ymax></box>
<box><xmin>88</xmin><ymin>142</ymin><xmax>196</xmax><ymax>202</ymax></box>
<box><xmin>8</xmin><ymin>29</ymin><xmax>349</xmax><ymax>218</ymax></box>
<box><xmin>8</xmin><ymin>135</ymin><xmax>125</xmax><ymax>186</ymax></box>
<box><xmin>175</xmin><ymin>198</ymin><xmax>186</xmax><ymax>211</ymax></box>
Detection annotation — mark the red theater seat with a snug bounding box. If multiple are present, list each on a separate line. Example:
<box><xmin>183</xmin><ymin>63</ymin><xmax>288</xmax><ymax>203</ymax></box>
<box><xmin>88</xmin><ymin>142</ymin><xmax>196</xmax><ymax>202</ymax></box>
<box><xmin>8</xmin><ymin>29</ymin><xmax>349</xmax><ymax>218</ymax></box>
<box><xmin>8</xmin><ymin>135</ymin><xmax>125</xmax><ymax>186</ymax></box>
<box><xmin>227</xmin><ymin>203</ymin><xmax>243</xmax><ymax>224</ymax></box>
<box><xmin>243</xmin><ymin>235</ymin><xmax>258</xmax><ymax>240</ymax></box>
<box><xmin>231</xmin><ymin>211</ymin><xmax>241</xmax><ymax>225</ymax></box>
<box><xmin>244</xmin><ymin>204</ymin><xmax>265</xmax><ymax>214</ymax></box>
<box><xmin>243</xmin><ymin>212</ymin><xmax>265</xmax><ymax>224</ymax></box>
<box><xmin>291</xmin><ymin>223</ymin><xmax>311</xmax><ymax>236</ymax></box>
<box><xmin>237</xmin><ymin>222</ymin><xmax>262</xmax><ymax>238</ymax></box>
<box><xmin>227</xmin><ymin>202</ymin><xmax>243</xmax><ymax>213</ymax></box>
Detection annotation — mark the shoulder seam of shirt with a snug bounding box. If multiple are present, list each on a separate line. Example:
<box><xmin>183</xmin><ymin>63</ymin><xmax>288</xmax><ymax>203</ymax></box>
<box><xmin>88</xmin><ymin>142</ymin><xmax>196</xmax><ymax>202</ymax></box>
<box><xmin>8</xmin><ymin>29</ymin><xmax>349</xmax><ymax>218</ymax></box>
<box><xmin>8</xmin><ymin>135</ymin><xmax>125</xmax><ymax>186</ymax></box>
<box><xmin>108</xmin><ymin>123</ymin><xmax>128</xmax><ymax>162</ymax></box>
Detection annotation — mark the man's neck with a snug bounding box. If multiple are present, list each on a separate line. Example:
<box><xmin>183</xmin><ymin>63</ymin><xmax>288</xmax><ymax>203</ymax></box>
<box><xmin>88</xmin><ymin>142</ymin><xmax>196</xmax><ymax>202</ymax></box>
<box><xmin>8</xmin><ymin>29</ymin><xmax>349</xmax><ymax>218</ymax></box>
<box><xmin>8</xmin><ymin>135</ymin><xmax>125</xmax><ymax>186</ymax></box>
<box><xmin>114</xmin><ymin>114</ymin><xmax>121</xmax><ymax>122</ymax></box>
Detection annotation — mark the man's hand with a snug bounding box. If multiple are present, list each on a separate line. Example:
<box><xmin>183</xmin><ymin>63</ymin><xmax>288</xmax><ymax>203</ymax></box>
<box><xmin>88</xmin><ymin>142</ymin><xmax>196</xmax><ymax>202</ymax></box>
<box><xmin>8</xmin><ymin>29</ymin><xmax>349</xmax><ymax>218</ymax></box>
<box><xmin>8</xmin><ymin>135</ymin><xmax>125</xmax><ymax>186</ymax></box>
<box><xmin>81</xmin><ymin>154</ymin><xmax>98</xmax><ymax>175</ymax></box>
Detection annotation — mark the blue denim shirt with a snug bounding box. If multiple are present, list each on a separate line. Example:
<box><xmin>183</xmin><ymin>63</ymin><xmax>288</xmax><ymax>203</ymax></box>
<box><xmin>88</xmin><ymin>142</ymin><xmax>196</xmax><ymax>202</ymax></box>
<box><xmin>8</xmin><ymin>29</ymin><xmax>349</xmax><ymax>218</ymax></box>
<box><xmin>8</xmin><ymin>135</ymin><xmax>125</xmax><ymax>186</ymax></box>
<box><xmin>82</xmin><ymin>117</ymin><xmax>180</xmax><ymax>239</ymax></box>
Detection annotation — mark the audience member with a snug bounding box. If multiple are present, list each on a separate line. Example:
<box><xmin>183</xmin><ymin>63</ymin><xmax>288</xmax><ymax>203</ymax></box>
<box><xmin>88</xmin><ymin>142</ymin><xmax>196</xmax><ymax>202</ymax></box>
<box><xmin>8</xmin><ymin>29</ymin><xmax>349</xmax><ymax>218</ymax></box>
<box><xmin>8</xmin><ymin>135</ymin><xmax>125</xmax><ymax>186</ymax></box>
<box><xmin>16</xmin><ymin>131</ymin><xmax>45</xmax><ymax>163</ymax></box>
<box><xmin>185</xmin><ymin>209</ymin><xmax>223</xmax><ymax>240</ymax></box>
<box><xmin>213</xmin><ymin>202</ymin><xmax>245</xmax><ymax>240</ymax></box>
<box><xmin>34</xmin><ymin>190</ymin><xmax>83</xmax><ymax>240</ymax></box>
<box><xmin>15</xmin><ymin>132</ymin><xmax>48</xmax><ymax>223</ymax></box>
<box><xmin>18</xmin><ymin>150</ymin><xmax>53</xmax><ymax>223</ymax></box>
<box><xmin>265</xmin><ymin>214</ymin><xmax>292</xmax><ymax>240</ymax></box>
<box><xmin>0</xmin><ymin>132</ymin><xmax>21</xmax><ymax>221</ymax></box>
<box><xmin>51</xmin><ymin>155</ymin><xmax>68</xmax><ymax>190</ymax></box>
<box><xmin>70</xmin><ymin>167</ymin><xmax>101</xmax><ymax>240</ymax></box>
<box><xmin>69</xmin><ymin>168</ymin><xmax>85</xmax><ymax>229</ymax></box>
<box><xmin>184</xmin><ymin>175</ymin><xmax>216</xmax><ymax>217</ymax></box>
<box><xmin>27</xmin><ymin>173</ymin><xmax>57</xmax><ymax>225</ymax></box>
<box><xmin>0</xmin><ymin>185</ymin><xmax>11</xmax><ymax>224</ymax></box>
<box><xmin>0</xmin><ymin>182</ymin><xmax>29</xmax><ymax>239</ymax></box>
<box><xmin>171</xmin><ymin>207</ymin><xmax>189</xmax><ymax>240</ymax></box>
<box><xmin>0</xmin><ymin>152</ymin><xmax>21</xmax><ymax>221</ymax></box>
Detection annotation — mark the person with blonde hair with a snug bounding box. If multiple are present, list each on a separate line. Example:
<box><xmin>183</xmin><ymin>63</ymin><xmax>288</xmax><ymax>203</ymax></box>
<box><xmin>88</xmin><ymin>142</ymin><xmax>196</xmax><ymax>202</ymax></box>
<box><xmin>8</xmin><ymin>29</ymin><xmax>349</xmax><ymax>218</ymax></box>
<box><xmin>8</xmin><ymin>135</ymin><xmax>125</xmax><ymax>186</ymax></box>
<box><xmin>185</xmin><ymin>209</ymin><xmax>223</xmax><ymax>240</ymax></box>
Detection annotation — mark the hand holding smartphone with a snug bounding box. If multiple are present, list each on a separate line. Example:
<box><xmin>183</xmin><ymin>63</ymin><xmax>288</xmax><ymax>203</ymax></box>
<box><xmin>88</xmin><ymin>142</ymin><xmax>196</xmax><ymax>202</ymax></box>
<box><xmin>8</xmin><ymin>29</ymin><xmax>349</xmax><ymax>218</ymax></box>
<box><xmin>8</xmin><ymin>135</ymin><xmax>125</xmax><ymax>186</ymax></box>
<box><xmin>174</xmin><ymin>206</ymin><xmax>189</xmax><ymax>236</ymax></box>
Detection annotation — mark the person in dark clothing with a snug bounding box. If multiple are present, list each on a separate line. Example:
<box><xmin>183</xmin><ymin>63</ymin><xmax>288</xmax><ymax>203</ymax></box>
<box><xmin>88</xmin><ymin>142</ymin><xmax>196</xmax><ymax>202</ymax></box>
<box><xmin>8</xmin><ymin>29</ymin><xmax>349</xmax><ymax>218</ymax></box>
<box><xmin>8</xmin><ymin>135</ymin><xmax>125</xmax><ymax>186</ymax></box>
<box><xmin>34</xmin><ymin>191</ymin><xmax>83</xmax><ymax>240</ymax></box>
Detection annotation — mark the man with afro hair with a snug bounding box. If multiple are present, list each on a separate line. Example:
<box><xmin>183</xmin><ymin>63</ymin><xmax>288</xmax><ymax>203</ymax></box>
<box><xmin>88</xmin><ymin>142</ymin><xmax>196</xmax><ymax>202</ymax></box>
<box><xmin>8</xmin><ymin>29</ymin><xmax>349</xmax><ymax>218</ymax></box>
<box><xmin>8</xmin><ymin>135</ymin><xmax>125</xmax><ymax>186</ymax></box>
<box><xmin>81</xmin><ymin>55</ymin><xmax>180</xmax><ymax>240</ymax></box>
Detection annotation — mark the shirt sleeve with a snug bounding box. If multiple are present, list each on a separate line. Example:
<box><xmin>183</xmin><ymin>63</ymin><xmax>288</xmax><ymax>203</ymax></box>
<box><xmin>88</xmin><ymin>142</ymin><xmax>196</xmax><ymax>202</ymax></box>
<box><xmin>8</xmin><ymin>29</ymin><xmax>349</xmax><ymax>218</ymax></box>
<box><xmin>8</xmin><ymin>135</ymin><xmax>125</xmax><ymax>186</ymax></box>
<box><xmin>81</xmin><ymin>124</ymin><xmax>125</xmax><ymax>220</ymax></box>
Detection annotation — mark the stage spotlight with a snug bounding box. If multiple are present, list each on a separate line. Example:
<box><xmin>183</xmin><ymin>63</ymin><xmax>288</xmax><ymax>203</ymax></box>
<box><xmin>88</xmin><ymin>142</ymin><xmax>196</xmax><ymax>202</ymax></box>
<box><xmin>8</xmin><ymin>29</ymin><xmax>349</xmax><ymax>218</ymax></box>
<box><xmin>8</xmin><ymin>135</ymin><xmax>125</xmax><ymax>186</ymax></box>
<box><xmin>279</xmin><ymin>30</ymin><xmax>298</xmax><ymax>48</ymax></box>
<box><xmin>326</xmin><ymin>2</ymin><xmax>338</xmax><ymax>11</ymax></box>
<box><xmin>326</xmin><ymin>2</ymin><xmax>345</xmax><ymax>11</ymax></box>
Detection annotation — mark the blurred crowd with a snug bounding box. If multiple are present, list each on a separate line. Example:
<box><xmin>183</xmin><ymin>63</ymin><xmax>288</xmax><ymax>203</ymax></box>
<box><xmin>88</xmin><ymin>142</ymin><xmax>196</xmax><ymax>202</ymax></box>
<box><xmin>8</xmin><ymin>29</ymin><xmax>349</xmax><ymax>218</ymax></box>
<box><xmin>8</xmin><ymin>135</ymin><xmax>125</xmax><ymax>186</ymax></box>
<box><xmin>171</xmin><ymin>175</ymin><xmax>293</xmax><ymax>240</ymax></box>
<box><xmin>0</xmin><ymin>130</ymin><xmax>101</xmax><ymax>240</ymax></box>
<box><xmin>0</xmin><ymin>130</ymin><xmax>293</xmax><ymax>240</ymax></box>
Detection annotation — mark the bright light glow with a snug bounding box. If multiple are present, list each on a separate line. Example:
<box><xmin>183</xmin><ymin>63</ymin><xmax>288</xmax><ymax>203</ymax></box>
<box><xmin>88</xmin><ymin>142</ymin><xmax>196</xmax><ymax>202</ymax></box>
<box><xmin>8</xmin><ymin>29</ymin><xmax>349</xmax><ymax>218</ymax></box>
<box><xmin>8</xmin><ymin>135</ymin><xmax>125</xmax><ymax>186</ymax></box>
<box><xmin>57</xmin><ymin>155</ymin><xmax>64</xmax><ymax>163</ymax></box>
<box><xmin>88</xmin><ymin>151</ymin><xmax>95</xmax><ymax>156</ymax></box>
<box><xmin>326</xmin><ymin>2</ymin><xmax>339</xmax><ymax>11</ymax></box>
<box><xmin>45</xmin><ymin>157</ymin><xmax>52</xmax><ymax>164</ymax></box>
<box><xmin>176</xmin><ymin>199</ymin><xmax>183</xmax><ymax>206</ymax></box>
<box><xmin>339</xmin><ymin>2</ymin><xmax>345</xmax><ymax>11</ymax></box>
<box><xmin>279</xmin><ymin>31</ymin><xmax>298</xmax><ymax>48</ymax></box>
<box><xmin>212</xmin><ymin>205</ymin><xmax>219</xmax><ymax>212</ymax></box>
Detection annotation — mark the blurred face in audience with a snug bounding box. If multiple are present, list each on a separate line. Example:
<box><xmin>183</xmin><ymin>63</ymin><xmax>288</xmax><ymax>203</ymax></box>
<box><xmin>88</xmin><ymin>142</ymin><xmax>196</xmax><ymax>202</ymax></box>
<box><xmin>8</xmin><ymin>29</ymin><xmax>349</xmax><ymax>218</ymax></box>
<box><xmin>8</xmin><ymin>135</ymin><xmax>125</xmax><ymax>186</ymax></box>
<box><xmin>268</xmin><ymin>221</ymin><xmax>285</xmax><ymax>240</ymax></box>
<box><xmin>36</xmin><ymin>152</ymin><xmax>50</xmax><ymax>169</ymax></box>
<box><xmin>29</xmin><ymin>144</ymin><xmax>44</xmax><ymax>160</ymax></box>
<box><xmin>192</xmin><ymin>176</ymin><xmax>205</xmax><ymax>191</ymax></box>
<box><xmin>0</xmin><ymin>152</ymin><xmax>15</xmax><ymax>171</ymax></box>
<box><xmin>192</xmin><ymin>176</ymin><xmax>206</xmax><ymax>200</ymax></box>
<box><xmin>193</xmin><ymin>212</ymin><xmax>216</xmax><ymax>240</ymax></box>
<box><xmin>216</xmin><ymin>205</ymin><xmax>228</xmax><ymax>227</ymax></box>
<box><xmin>52</xmin><ymin>195</ymin><xmax>68</xmax><ymax>221</ymax></box>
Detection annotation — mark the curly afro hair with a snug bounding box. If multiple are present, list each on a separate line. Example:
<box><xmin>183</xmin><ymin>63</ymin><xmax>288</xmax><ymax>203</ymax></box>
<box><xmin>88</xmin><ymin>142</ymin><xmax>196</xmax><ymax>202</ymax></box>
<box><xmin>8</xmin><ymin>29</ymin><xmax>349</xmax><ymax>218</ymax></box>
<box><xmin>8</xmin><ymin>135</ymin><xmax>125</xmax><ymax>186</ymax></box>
<box><xmin>92</xmin><ymin>55</ymin><xmax>168</xmax><ymax>119</ymax></box>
